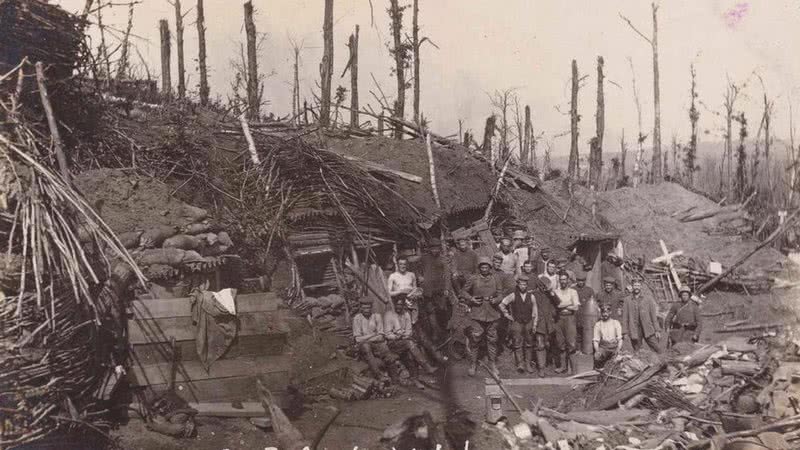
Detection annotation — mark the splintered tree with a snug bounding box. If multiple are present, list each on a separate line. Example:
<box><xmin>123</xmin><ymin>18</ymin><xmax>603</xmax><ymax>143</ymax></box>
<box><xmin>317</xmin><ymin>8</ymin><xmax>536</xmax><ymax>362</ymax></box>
<box><xmin>722</xmin><ymin>79</ymin><xmax>743</xmax><ymax>192</ymax></box>
<box><xmin>619</xmin><ymin>130</ymin><xmax>628</xmax><ymax>186</ymax></box>
<box><xmin>734</xmin><ymin>112</ymin><xmax>748</xmax><ymax>200</ymax></box>
<box><xmin>173</xmin><ymin>0</ymin><xmax>186</xmax><ymax>98</ymax></box>
<box><xmin>527</xmin><ymin>106</ymin><xmax>537</xmax><ymax>170</ymax></box>
<box><xmin>159</xmin><ymin>19</ymin><xmax>171</xmax><ymax>96</ymax></box>
<box><xmin>621</xmin><ymin>2</ymin><xmax>662</xmax><ymax>182</ymax></box>
<box><xmin>388</xmin><ymin>0</ymin><xmax>408</xmax><ymax>138</ymax></box>
<box><xmin>589</xmin><ymin>56</ymin><xmax>605</xmax><ymax>187</ymax></box>
<box><xmin>341</xmin><ymin>26</ymin><xmax>359</xmax><ymax>128</ymax></box>
<box><xmin>482</xmin><ymin>114</ymin><xmax>497</xmax><ymax>165</ymax></box>
<box><xmin>319</xmin><ymin>0</ymin><xmax>334</xmax><ymax>127</ymax></box>
<box><xmin>412</xmin><ymin>0</ymin><xmax>420</xmax><ymax>125</ymax></box>
<box><xmin>627</xmin><ymin>57</ymin><xmax>646</xmax><ymax>187</ymax></box>
<box><xmin>684</xmin><ymin>64</ymin><xmax>700</xmax><ymax>186</ymax></box>
<box><xmin>490</xmin><ymin>89</ymin><xmax>516</xmax><ymax>162</ymax></box>
<box><xmin>197</xmin><ymin>0</ymin><xmax>210</xmax><ymax>105</ymax></box>
<box><xmin>568</xmin><ymin>59</ymin><xmax>580</xmax><ymax>178</ymax></box>
<box><xmin>243</xmin><ymin>1</ymin><xmax>260</xmax><ymax>120</ymax></box>
<box><xmin>523</xmin><ymin>105</ymin><xmax>531</xmax><ymax>167</ymax></box>
<box><xmin>116</xmin><ymin>2</ymin><xmax>135</xmax><ymax>80</ymax></box>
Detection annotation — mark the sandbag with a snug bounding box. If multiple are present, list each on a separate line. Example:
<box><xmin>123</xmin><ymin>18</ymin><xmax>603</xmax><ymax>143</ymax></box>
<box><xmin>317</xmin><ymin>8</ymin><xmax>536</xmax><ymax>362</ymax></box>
<box><xmin>182</xmin><ymin>221</ymin><xmax>212</xmax><ymax>235</ymax></box>
<box><xmin>163</xmin><ymin>234</ymin><xmax>203</xmax><ymax>250</ymax></box>
<box><xmin>140</xmin><ymin>225</ymin><xmax>178</xmax><ymax>248</ymax></box>
<box><xmin>195</xmin><ymin>233</ymin><xmax>219</xmax><ymax>245</ymax></box>
<box><xmin>201</xmin><ymin>244</ymin><xmax>230</xmax><ymax>257</ymax></box>
<box><xmin>217</xmin><ymin>231</ymin><xmax>234</xmax><ymax>247</ymax></box>
<box><xmin>118</xmin><ymin>231</ymin><xmax>143</xmax><ymax>249</ymax></box>
<box><xmin>179</xmin><ymin>205</ymin><xmax>208</xmax><ymax>224</ymax></box>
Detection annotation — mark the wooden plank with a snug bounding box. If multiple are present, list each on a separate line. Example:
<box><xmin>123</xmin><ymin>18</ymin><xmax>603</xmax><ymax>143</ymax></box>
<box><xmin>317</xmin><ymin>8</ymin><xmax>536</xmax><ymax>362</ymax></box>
<box><xmin>128</xmin><ymin>355</ymin><xmax>294</xmax><ymax>387</ymax></box>
<box><xmin>137</xmin><ymin>375</ymin><xmax>292</xmax><ymax>403</ymax></box>
<box><xmin>488</xmin><ymin>377</ymin><xmax>594</xmax><ymax>386</ymax></box>
<box><xmin>130</xmin><ymin>292</ymin><xmax>282</xmax><ymax>320</ymax></box>
<box><xmin>131</xmin><ymin>332</ymin><xmax>288</xmax><ymax>364</ymax></box>
<box><xmin>342</xmin><ymin>155</ymin><xmax>423</xmax><ymax>183</ymax></box>
<box><xmin>128</xmin><ymin>310</ymin><xmax>290</xmax><ymax>344</ymax></box>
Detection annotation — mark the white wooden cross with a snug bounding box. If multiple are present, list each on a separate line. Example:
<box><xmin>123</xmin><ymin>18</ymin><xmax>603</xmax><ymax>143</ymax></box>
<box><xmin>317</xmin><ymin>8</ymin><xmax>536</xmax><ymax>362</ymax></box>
<box><xmin>651</xmin><ymin>239</ymin><xmax>683</xmax><ymax>290</ymax></box>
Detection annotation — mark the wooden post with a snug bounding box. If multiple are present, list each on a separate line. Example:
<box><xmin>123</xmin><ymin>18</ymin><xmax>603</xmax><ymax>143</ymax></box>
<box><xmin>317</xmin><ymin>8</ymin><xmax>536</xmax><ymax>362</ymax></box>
<box><xmin>319</xmin><ymin>0</ymin><xmax>334</xmax><ymax>127</ymax></box>
<box><xmin>174</xmin><ymin>0</ymin><xmax>185</xmax><ymax>98</ymax></box>
<box><xmin>35</xmin><ymin>62</ymin><xmax>70</xmax><ymax>183</ymax></box>
<box><xmin>568</xmin><ymin>59</ymin><xmax>579</xmax><ymax>178</ymax></box>
<box><xmin>590</xmin><ymin>56</ymin><xmax>604</xmax><ymax>187</ymax></box>
<box><xmin>197</xmin><ymin>0</ymin><xmax>209</xmax><ymax>105</ymax></box>
<box><xmin>348</xmin><ymin>25</ymin><xmax>359</xmax><ymax>128</ymax></box>
<box><xmin>116</xmin><ymin>2</ymin><xmax>135</xmax><ymax>80</ymax></box>
<box><xmin>412</xmin><ymin>0</ymin><xmax>420</xmax><ymax>126</ymax></box>
<box><xmin>389</xmin><ymin>0</ymin><xmax>405</xmax><ymax>139</ymax></box>
<box><xmin>159</xmin><ymin>19</ymin><xmax>171</xmax><ymax>97</ymax></box>
<box><xmin>425</xmin><ymin>134</ymin><xmax>441</xmax><ymax>209</ymax></box>
<box><xmin>243</xmin><ymin>1</ymin><xmax>259</xmax><ymax>120</ymax></box>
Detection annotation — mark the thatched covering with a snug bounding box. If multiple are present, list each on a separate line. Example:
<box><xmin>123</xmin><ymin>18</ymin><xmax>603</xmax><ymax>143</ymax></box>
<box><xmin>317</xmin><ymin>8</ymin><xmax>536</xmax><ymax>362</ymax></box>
<box><xmin>0</xmin><ymin>0</ymin><xmax>84</xmax><ymax>76</ymax></box>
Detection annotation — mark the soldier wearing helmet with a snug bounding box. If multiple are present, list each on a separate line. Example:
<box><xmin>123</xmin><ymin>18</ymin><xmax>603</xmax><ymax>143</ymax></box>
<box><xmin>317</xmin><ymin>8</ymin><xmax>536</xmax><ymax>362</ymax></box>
<box><xmin>665</xmin><ymin>285</ymin><xmax>702</xmax><ymax>346</ymax></box>
<box><xmin>460</xmin><ymin>256</ymin><xmax>502</xmax><ymax>377</ymax></box>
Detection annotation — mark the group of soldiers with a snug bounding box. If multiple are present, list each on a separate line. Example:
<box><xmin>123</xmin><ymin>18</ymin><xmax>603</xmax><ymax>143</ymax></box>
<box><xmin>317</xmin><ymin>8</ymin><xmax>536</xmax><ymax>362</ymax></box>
<box><xmin>351</xmin><ymin>231</ymin><xmax>703</xmax><ymax>382</ymax></box>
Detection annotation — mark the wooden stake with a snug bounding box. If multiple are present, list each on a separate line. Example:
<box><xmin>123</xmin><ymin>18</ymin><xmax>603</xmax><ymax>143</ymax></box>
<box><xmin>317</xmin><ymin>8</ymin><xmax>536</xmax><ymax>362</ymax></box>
<box><xmin>243</xmin><ymin>1</ymin><xmax>259</xmax><ymax>120</ymax></box>
<box><xmin>174</xmin><ymin>0</ymin><xmax>185</xmax><ymax>98</ymax></box>
<box><xmin>425</xmin><ymin>133</ymin><xmax>441</xmax><ymax>209</ymax></box>
<box><xmin>159</xmin><ymin>19</ymin><xmax>171</xmax><ymax>96</ymax></box>
<box><xmin>35</xmin><ymin>62</ymin><xmax>70</xmax><ymax>183</ymax></box>
<box><xmin>196</xmin><ymin>0</ymin><xmax>209</xmax><ymax>105</ymax></box>
<box><xmin>239</xmin><ymin>113</ymin><xmax>261</xmax><ymax>165</ymax></box>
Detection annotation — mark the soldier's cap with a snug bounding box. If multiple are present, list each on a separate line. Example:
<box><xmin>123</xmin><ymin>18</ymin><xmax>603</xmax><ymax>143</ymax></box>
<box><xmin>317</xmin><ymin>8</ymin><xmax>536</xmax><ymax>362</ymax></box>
<box><xmin>359</xmin><ymin>298</ymin><xmax>373</xmax><ymax>305</ymax></box>
<box><xmin>603</xmin><ymin>276</ymin><xmax>616</xmax><ymax>284</ymax></box>
<box><xmin>537</xmin><ymin>275</ymin><xmax>552</xmax><ymax>289</ymax></box>
<box><xmin>516</xmin><ymin>274</ymin><xmax>530</xmax><ymax>282</ymax></box>
<box><xmin>540</xmin><ymin>247</ymin><xmax>551</xmax><ymax>252</ymax></box>
<box><xmin>576</xmin><ymin>272</ymin><xmax>587</xmax><ymax>281</ymax></box>
<box><xmin>492</xmin><ymin>252</ymin><xmax>504</xmax><ymax>261</ymax></box>
<box><xmin>600</xmin><ymin>303</ymin><xmax>612</xmax><ymax>312</ymax></box>
<box><xmin>678</xmin><ymin>285</ymin><xmax>692</xmax><ymax>294</ymax></box>
<box><xmin>428</xmin><ymin>238</ymin><xmax>441</xmax><ymax>247</ymax></box>
<box><xmin>456</xmin><ymin>236</ymin><xmax>469</xmax><ymax>242</ymax></box>
<box><xmin>512</xmin><ymin>230</ymin><xmax>528</xmax><ymax>239</ymax></box>
<box><xmin>477</xmin><ymin>256</ymin><xmax>492</xmax><ymax>267</ymax></box>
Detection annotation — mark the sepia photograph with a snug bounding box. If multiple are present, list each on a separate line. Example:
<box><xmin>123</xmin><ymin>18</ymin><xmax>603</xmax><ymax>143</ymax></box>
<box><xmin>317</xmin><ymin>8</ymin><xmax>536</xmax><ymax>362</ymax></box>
<box><xmin>2</xmin><ymin>0</ymin><xmax>800</xmax><ymax>448</ymax></box>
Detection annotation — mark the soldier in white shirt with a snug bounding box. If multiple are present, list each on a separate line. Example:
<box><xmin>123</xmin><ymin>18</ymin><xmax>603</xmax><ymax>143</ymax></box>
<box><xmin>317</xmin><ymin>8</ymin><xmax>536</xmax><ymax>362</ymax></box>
<box><xmin>352</xmin><ymin>299</ymin><xmax>402</xmax><ymax>381</ymax></box>
<box><xmin>593</xmin><ymin>304</ymin><xmax>623</xmax><ymax>368</ymax></box>
<box><xmin>553</xmin><ymin>272</ymin><xmax>580</xmax><ymax>375</ymax></box>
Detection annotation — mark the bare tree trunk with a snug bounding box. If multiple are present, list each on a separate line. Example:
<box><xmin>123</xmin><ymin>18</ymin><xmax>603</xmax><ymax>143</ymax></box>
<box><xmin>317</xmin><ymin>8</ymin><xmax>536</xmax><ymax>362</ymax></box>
<box><xmin>628</xmin><ymin>58</ymin><xmax>644</xmax><ymax>188</ymax></box>
<box><xmin>687</xmin><ymin>64</ymin><xmax>699</xmax><ymax>186</ymax></box>
<box><xmin>175</xmin><ymin>0</ymin><xmax>185</xmax><ymax>98</ymax></box>
<box><xmin>197</xmin><ymin>0</ymin><xmax>209</xmax><ymax>105</ymax></box>
<box><xmin>349</xmin><ymin>25</ymin><xmax>359</xmax><ymax>128</ymax></box>
<box><xmin>651</xmin><ymin>3</ymin><xmax>662</xmax><ymax>182</ymax></box>
<box><xmin>96</xmin><ymin>2</ymin><xmax>111</xmax><ymax>82</ymax></box>
<box><xmin>620</xmin><ymin>130</ymin><xmax>628</xmax><ymax>184</ymax></box>
<box><xmin>320</xmin><ymin>0</ymin><xmax>334</xmax><ymax>127</ymax></box>
<box><xmin>244</xmin><ymin>1</ymin><xmax>259</xmax><ymax>120</ymax></box>
<box><xmin>412</xmin><ymin>0</ymin><xmax>420</xmax><ymax>125</ymax></box>
<box><xmin>482</xmin><ymin>115</ymin><xmax>496</xmax><ymax>165</ymax></box>
<box><xmin>568</xmin><ymin>59</ymin><xmax>579</xmax><ymax>178</ymax></box>
<box><xmin>530</xmin><ymin>114</ymin><xmax>537</xmax><ymax>170</ymax></box>
<box><xmin>523</xmin><ymin>105</ymin><xmax>531</xmax><ymax>168</ymax></box>
<box><xmin>501</xmin><ymin>96</ymin><xmax>509</xmax><ymax>161</ymax></box>
<box><xmin>590</xmin><ymin>56</ymin><xmax>605</xmax><ymax>187</ymax></box>
<box><xmin>389</xmin><ymin>0</ymin><xmax>405</xmax><ymax>138</ymax></box>
<box><xmin>116</xmin><ymin>2</ymin><xmax>135</xmax><ymax>80</ymax></box>
<box><xmin>159</xmin><ymin>19</ymin><xmax>171</xmax><ymax>97</ymax></box>
<box><xmin>765</xmin><ymin>96</ymin><xmax>771</xmax><ymax>193</ymax></box>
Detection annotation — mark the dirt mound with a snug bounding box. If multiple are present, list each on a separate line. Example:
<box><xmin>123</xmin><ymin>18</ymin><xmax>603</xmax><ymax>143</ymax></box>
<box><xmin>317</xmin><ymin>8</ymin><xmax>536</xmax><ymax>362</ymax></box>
<box><xmin>574</xmin><ymin>182</ymin><xmax>784</xmax><ymax>272</ymax></box>
<box><xmin>75</xmin><ymin>168</ymin><xmax>207</xmax><ymax>234</ymax></box>
<box><xmin>324</xmin><ymin>136</ymin><xmax>495</xmax><ymax>216</ymax></box>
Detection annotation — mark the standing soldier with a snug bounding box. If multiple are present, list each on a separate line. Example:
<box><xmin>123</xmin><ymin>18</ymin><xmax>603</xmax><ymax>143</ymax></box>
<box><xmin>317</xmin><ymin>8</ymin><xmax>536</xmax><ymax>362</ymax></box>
<box><xmin>511</xmin><ymin>230</ymin><xmax>532</xmax><ymax>275</ymax></box>
<box><xmin>596</xmin><ymin>276</ymin><xmax>624</xmax><ymax>321</ymax></box>
<box><xmin>532</xmin><ymin>275</ymin><xmax>556</xmax><ymax>377</ymax></box>
<box><xmin>621</xmin><ymin>279</ymin><xmax>662</xmax><ymax>353</ymax></box>
<box><xmin>574</xmin><ymin>273</ymin><xmax>598</xmax><ymax>354</ymax></box>
<box><xmin>420</xmin><ymin>238</ymin><xmax>452</xmax><ymax>343</ymax></box>
<box><xmin>492</xmin><ymin>252</ymin><xmax>515</xmax><ymax>354</ymax></box>
<box><xmin>533</xmin><ymin>247</ymin><xmax>552</xmax><ymax>276</ymax></box>
<box><xmin>553</xmin><ymin>272</ymin><xmax>580</xmax><ymax>374</ymax></box>
<box><xmin>665</xmin><ymin>285</ymin><xmax>702</xmax><ymax>347</ymax></box>
<box><xmin>593</xmin><ymin>304</ymin><xmax>623</xmax><ymax>368</ymax></box>
<box><xmin>499</xmin><ymin>274</ymin><xmax>538</xmax><ymax>373</ymax></box>
<box><xmin>542</xmin><ymin>260</ymin><xmax>559</xmax><ymax>293</ymax></box>
<box><xmin>498</xmin><ymin>237</ymin><xmax>518</xmax><ymax>275</ymax></box>
<box><xmin>461</xmin><ymin>257</ymin><xmax>502</xmax><ymax>377</ymax></box>
<box><xmin>451</xmin><ymin>237</ymin><xmax>478</xmax><ymax>294</ymax></box>
<box><xmin>602</xmin><ymin>250</ymin><xmax>625</xmax><ymax>290</ymax></box>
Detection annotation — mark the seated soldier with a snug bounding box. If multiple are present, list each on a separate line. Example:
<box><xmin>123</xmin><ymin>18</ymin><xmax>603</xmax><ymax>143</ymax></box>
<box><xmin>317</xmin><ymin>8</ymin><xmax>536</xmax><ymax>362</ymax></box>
<box><xmin>352</xmin><ymin>299</ymin><xmax>405</xmax><ymax>382</ymax></box>
<box><xmin>593</xmin><ymin>304</ymin><xmax>623</xmax><ymax>368</ymax></box>
<box><xmin>384</xmin><ymin>296</ymin><xmax>437</xmax><ymax>375</ymax></box>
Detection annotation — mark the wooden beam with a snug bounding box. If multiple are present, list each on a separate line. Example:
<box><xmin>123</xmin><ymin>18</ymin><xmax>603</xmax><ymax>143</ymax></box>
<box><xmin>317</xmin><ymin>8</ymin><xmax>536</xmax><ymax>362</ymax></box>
<box><xmin>130</xmin><ymin>292</ymin><xmax>282</xmax><ymax>319</ymax></box>
<box><xmin>129</xmin><ymin>355</ymin><xmax>293</xmax><ymax>387</ymax></box>
<box><xmin>128</xmin><ymin>310</ymin><xmax>289</xmax><ymax>344</ymax></box>
<box><xmin>342</xmin><ymin>155</ymin><xmax>422</xmax><ymax>183</ymax></box>
<box><xmin>487</xmin><ymin>377</ymin><xmax>594</xmax><ymax>386</ymax></box>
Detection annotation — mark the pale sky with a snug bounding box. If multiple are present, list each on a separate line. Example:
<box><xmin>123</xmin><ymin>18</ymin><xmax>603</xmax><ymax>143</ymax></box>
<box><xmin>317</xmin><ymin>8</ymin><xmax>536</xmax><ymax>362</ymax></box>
<box><xmin>57</xmin><ymin>0</ymin><xmax>800</xmax><ymax>156</ymax></box>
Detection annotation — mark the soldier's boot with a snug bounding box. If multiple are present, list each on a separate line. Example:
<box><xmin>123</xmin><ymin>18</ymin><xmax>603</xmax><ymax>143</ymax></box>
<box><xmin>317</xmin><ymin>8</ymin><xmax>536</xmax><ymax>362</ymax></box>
<box><xmin>466</xmin><ymin>349</ymin><xmax>478</xmax><ymax>377</ymax></box>
<box><xmin>526</xmin><ymin>347</ymin><xmax>536</xmax><ymax>373</ymax></box>
<box><xmin>513</xmin><ymin>350</ymin><xmax>524</xmax><ymax>373</ymax></box>
<box><xmin>554</xmin><ymin>351</ymin><xmax>568</xmax><ymax>374</ymax></box>
<box><xmin>568</xmin><ymin>352</ymin><xmax>579</xmax><ymax>376</ymax></box>
<box><xmin>535</xmin><ymin>349</ymin><xmax>547</xmax><ymax>377</ymax></box>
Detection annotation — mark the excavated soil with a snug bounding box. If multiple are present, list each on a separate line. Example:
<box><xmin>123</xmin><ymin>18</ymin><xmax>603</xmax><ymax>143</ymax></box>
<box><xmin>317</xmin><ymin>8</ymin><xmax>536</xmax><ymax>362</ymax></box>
<box><xmin>571</xmin><ymin>182</ymin><xmax>785</xmax><ymax>273</ymax></box>
<box><xmin>74</xmin><ymin>168</ymin><xmax>206</xmax><ymax>234</ymax></box>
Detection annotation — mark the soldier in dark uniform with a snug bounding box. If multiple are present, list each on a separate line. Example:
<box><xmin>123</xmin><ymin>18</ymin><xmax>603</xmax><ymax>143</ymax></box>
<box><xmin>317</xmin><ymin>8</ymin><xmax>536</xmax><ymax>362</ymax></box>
<box><xmin>532</xmin><ymin>275</ymin><xmax>556</xmax><ymax>377</ymax></box>
<box><xmin>574</xmin><ymin>272</ymin><xmax>596</xmax><ymax>353</ymax></box>
<box><xmin>499</xmin><ymin>275</ymin><xmax>538</xmax><ymax>373</ymax></box>
<box><xmin>596</xmin><ymin>276</ymin><xmax>624</xmax><ymax>321</ymax></box>
<box><xmin>420</xmin><ymin>238</ymin><xmax>452</xmax><ymax>343</ymax></box>
<box><xmin>461</xmin><ymin>257</ymin><xmax>502</xmax><ymax>377</ymax></box>
<box><xmin>665</xmin><ymin>285</ymin><xmax>703</xmax><ymax>346</ymax></box>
